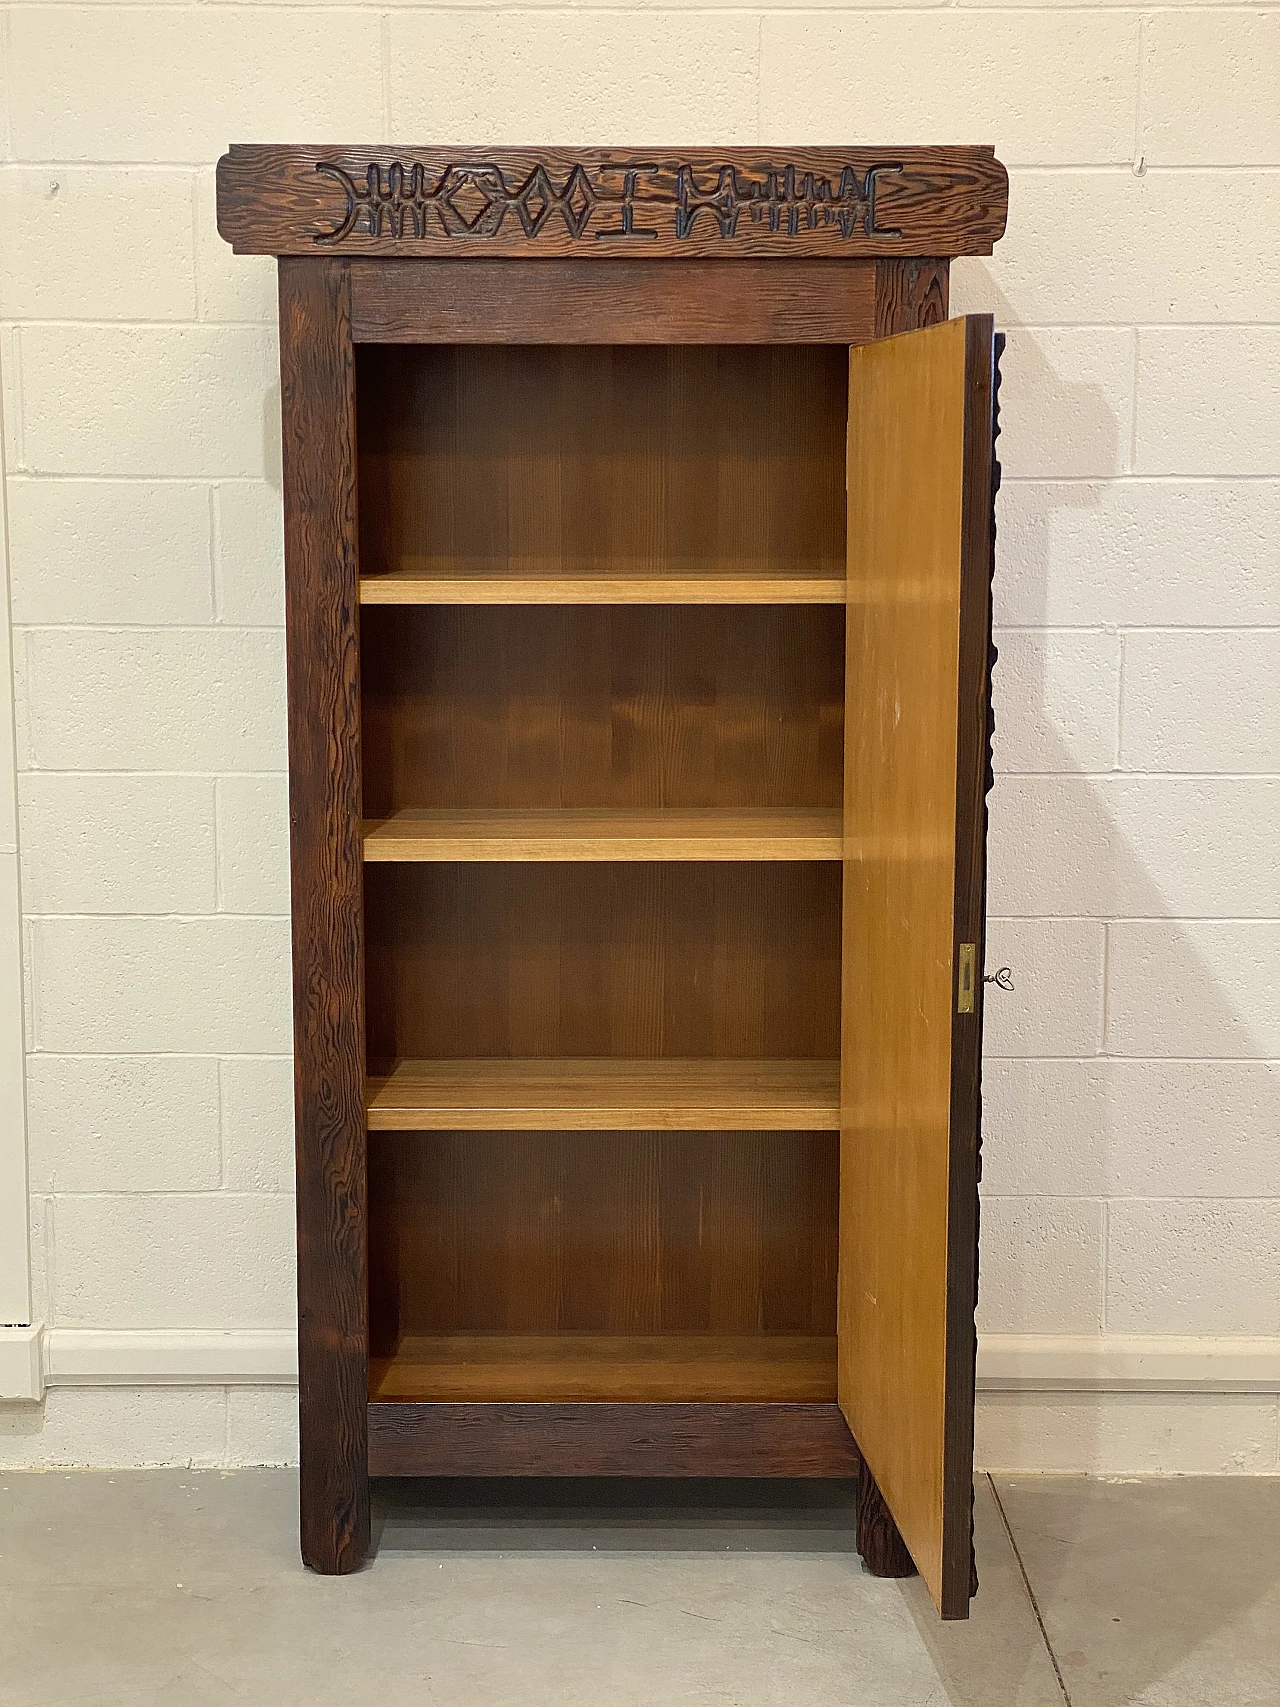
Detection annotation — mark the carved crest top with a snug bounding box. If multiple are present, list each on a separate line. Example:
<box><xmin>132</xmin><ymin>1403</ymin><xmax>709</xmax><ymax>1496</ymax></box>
<box><xmin>216</xmin><ymin>145</ymin><xmax>1008</xmax><ymax>260</ymax></box>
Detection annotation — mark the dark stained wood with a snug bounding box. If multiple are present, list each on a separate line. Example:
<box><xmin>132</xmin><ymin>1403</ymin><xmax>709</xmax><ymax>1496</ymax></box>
<box><xmin>363</xmin><ymin>863</ymin><xmax>842</xmax><ymax>1062</ymax></box>
<box><xmin>856</xmin><ymin>1460</ymin><xmax>917</xmax><ymax>1579</ymax></box>
<box><xmin>350</xmin><ymin>258</ymin><xmax>877</xmax><ymax>344</ymax></box>
<box><xmin>360</xmin><ymin>605</ymin><xmax>844</xmax><ymax>817</ymax></box>
<box><xmin>874</xmin><ymin>257</ymin><xmax>949</xmax><ymax>337</ymax></box>
<box><xmin>355</xmin><ymin>343</ymin><xmax>847</xmax><ymax>596</ymax></box>
<box><xmin>278</xmin><ymin>256</ymin><xmax>369</xmax><ymax>1575</ymax></box>
<box><xmin>938</xmin><ymin>316</ymin><xmax>999</xmax><ymax>1618</ymax></box>
<box><xmin>218</xmin><ymin>145</ymin><xmax>1008</xmax><ymax>259</ymax></box>
<box><xmin>367</xmin><ymin>1130</ymin><xmax>838</xmax><ymax>1340</ymax></box>
<box><xmin>226</xmin><ymin>138</ymin><xmax>1006</xmax><ymax>1615</ymax></box>
<box><xmin>367</xmin><ymin>1401</ymin><xmax>861</xmax><ymax>1477</ymax></box>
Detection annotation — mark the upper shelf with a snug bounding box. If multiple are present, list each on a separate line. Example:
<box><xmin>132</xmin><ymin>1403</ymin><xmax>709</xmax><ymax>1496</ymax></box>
<box><xmin>359</xmin><ymin>563</ymin><xmax>845</xmax><ymax>606</ymax></box>
<box><xmin>363</xmin><ymin>807</ymin><xmax>843</xmax><ymax>862</ymax></box>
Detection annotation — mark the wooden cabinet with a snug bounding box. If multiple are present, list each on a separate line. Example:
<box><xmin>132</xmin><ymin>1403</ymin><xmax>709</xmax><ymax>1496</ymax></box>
<box><xmin>217</xmin><ymin>145</ymin><xmax>1008</xmax><ymax>1619</ymax></box>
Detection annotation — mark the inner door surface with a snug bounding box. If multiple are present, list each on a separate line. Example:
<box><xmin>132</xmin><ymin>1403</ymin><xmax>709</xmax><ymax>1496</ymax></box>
<box><xmin>840</xmin><ymin>314</ymin><xmax>997</xmax><ymax>1618</ymax></box>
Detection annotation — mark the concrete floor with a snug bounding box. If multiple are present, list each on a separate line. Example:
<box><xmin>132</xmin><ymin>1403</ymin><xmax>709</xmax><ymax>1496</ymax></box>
<box><xmin>1</xmin><ymin>1472</ymin><xmax>1277</xmax><ymax>1706</ymax></box>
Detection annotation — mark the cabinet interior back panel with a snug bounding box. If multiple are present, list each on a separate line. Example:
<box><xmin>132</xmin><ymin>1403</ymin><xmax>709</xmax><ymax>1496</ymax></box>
<box><xmin>369</xmin><ymin>1129</ymin><xmax>838</xmax><ymax>1342</ymax></box>
<box><xmin>361</xmin><ymin>604</ymin><xmax>844</xmax><ymax>814</ymax></box>
<box><xmin>356</xmin><ymin>343</ymin><xmax>848</xmax><ymax>580</ymax></box>
<box><xmin>364</xmin><ymin>861</ymin><xmax>841</xmax><ymax>1062</ymax></box>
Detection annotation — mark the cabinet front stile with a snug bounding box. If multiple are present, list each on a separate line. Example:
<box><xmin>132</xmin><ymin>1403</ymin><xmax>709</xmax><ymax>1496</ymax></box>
<box><xmin>278</xmin><ymin>256</ymin><xmax>370</xmax><ymax>1575</ymax></box>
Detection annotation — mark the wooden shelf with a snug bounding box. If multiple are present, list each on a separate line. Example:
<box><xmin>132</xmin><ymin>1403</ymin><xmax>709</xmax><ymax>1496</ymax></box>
<box><xmin>370</xmin><ymin>1332</ymin><xmax>838</xmax><ymax>1403</ymax></box>
<box><xmin>362</xmin><ymin>807</ymin><xmax>843</xmax><ymax>863</ymax></box>
<box><xmin>365</xmin><ymin>1057</ymin><xmax>840</xmax><ymax>1131</ymax></box>
<box><xmin>359</xmin><ymin>562</ymin><xmax>845</xmax><ymax>606</ymax></box>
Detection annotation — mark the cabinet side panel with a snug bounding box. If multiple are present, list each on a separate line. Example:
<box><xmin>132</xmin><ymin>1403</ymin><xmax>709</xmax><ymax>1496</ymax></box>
<box><xmin>278</xmin><ymin>256</ymin><xmax>369</xmax><ymax>1574</ymax></box>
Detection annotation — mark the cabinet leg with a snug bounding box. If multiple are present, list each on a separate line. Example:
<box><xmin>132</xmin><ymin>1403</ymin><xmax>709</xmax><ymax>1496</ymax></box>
<box><xmin>856</xmin><ymin>1460</ymin><xmax>917</xmax><ymax>1579</ymax></box>
<box><xmin>300</xmin><ymin>1448</ymin><xmax>369</xmax><ymax>1575</ymax></box>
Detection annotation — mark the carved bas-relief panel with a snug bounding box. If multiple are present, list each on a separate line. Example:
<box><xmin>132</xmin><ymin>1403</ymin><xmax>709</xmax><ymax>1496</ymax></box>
<box><xmin>316</xmin><ymin>159</ymin><xmax>908</xmax><ymax>245</ymax></box>
<box><xmin>216</xmin><ymin>147</ymin><xmax>1009</xmax><ymax>260</ymax></box>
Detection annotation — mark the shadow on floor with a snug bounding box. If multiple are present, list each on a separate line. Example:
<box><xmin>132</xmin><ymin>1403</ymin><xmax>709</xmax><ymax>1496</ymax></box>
<box><xmin>371</xmin><ymin>1474</ymin><xmax>862</xmax><ymax>1555</ymax></box>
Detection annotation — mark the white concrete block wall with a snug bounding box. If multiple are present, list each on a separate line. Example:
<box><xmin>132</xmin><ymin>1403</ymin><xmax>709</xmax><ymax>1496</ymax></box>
<box><xmin>0</xmin><ymin>1</ymin><xmax>1276</xmax><ymax>1472</ymax></box>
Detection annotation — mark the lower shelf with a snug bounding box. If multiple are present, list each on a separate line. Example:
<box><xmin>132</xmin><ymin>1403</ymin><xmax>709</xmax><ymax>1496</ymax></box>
<box><xmin>370</xmin><ymin>1333</ymin><xmax>837</xmax><ymax>1404</ymax></box>
<box><xmin>367</xmin><ymin>1400</ymin><xmax>860</xmax><ymax>1478</ymax></box>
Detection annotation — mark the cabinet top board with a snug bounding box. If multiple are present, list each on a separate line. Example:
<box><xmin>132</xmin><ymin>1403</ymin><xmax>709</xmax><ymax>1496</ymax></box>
<box><xmin>216</xmin><ymin>145</ymin><xmax>1008</xmax><ymax>259</ymax></box>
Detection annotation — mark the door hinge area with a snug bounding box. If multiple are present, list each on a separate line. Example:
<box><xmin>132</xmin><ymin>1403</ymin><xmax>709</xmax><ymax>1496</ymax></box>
<box><xmin>957</xmin><ymin>943</ymin><xmax>976</xmax><ymax>1013</ymax></box>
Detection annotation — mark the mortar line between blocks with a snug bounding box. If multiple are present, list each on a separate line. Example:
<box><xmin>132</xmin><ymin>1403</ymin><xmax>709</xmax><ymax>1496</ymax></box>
<box><xmin>22</xmin><ymin>1048</ymin><xmax>1280</xmax><ymax>1065</ymax></box>
<box><xmin>22</xmin><ymin>472</ymin><xmax>1280</xmax><ymax>488</ymax></box>
<box><xmin>11</xmin><ymin>326</ymin><xmax>27</xmax><ymax>475</ymax></box>
<box><xmin>1132</xmin><ymin>11</ymin><xmax>1148</xmax><ymax>180</ymax></box>
<box><xmin>7</xmin><ymin>158</ymin><xmax>1280</xmax><ymax>176</ymax></box>
<box><xmin>188</xmin><ymin>172</ymin><xmax>202</xmax><ymax>323</ymax></box>
<box><xmin>213</xmin><ymin>777</ymin><xmax>224</xmax><ymax>914</ymax></box>
<box><xmin>216</xmin><ymin>1059</ymin><xmax>227</xmax><ymax>1191</ymax></box>
<box><xmin>0</xmin><ymin>13</ymin><xmax>13</xmax><ymax>162</ymax></box>
<box><xmin>208</xmin><ymin>484</ymin><xmax>222</xmax><ymax>624</ymax></box>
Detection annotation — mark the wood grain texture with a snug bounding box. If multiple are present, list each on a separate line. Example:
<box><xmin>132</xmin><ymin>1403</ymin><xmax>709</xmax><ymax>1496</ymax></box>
<box><xmin>856</xmin><ymin>1460</ymin><xmax>917</xmax><ymax>1578</ymax></box>
<box><xmin>370</xmin><ymin>1333</ymin><xmax>836</xmax><ymax>1402</ymax></box>
<box><xmin>350</xmin><ymin>257</ymin><xmax>877</xmax><ymax>344</ymax></box>
<box><xmin>365</xmin><ymin>1057</ymin><xmax>840</xmax><ymax>1131</ymax></box>
<box><xmin>362</xmin><ymin>807</ymin><xmax>843</xmax><ymax>863</ymax></box>
<box><xmin>356</xmin><ymin>344</ymin><xmax>847</xmax><ymax>598</ymax></box>
<box><xmin>360</xmin><ymin>605</ymin><xmax>844</xmax><ymax>817</ymax></box>
<box><xmin>838</xmin><ymin>315</ymin><xmax>991</xmax><ymax>1619</ymax></box>
<box><xmin>367</xmin><ymin>1401</ymin><xmax>861</xmax><ymax>1478</ymax></box>
<box><xmin>874</xmin><ymin>257</ymin><xmax>949</xmax><ymax>338</ymax></box>
<box><xmin>363</xmin><ymin>862</ymin><xmax>842</xmax><ymax>1061</ymax></box>
<box><xmin>359</xmin><ymin>566</ymin><xmax>845</xmax><ymax>605</ymax></box>
<box><xmin>217</xmin><ymin>145</ymin><xmax>1008</xmax><ymax>259</ymax></box>
<box><xmin>367</xmin><ymin>1130</ymin><xmax>838</xmax><ymax>1342</ymax></box>
<box><xmin>278</xmin><ymin>257</ymin><xmax>369</xmax><ymax>1575</ymax></box>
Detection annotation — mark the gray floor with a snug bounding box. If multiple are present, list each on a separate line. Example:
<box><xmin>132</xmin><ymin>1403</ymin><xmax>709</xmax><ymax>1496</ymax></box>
<box><xmin>1</xmin><ymin>1472</ymin><xmax>1277</xmax><ymax>1706</ymax></box>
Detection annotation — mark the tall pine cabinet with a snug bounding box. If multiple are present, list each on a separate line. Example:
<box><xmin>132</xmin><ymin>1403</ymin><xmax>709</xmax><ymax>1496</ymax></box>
<box><xmin>217</xmin><ymin>144</ymin><xmax>1008</xmax><ymax>1619</ymax></box>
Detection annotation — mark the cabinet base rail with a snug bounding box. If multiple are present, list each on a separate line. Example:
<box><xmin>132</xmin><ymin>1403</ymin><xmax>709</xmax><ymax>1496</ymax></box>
<box><xmin>367</xmin><ymin>1401</ymin><xmax>861</xmax><ymax>1478</ymax></box>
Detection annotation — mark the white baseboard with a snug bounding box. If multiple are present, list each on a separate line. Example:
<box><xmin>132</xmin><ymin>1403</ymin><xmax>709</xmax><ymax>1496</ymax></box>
<box><xmin>0</xmin><ymin>1325</ymin><xmax>44</xmax><ymax>1400</ymax></box>
<box><xmin>977</xmin><ymin>1334</ymin><xmax>1280</xmax><ymax>1394</ymax></box>
<box><xmin>45</xmin><ymin>1329</ymin><xmax>298</xmax><ymax>1388</ymax></box>
<box><xmin>4</xmin><ymin>1328</ymin><xmax>1277</xmax><ymax>1400</ymax></box>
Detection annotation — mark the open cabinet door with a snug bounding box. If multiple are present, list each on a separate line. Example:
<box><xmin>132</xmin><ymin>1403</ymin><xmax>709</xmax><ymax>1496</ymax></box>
<box><xmin>840</xmin><ymin>315</ymin><xmax>998</xmax><ymax>1619</ymax></box>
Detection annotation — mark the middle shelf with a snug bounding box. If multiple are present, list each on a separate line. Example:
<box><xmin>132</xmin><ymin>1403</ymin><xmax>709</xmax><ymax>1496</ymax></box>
<box><xmin>366</xmin><ymin>1057</ymin><xmax>841</xmax><ymax>1131</ymax></box>
<box><xmin>362</xmin><ymin>806</ymin><xmax>843</xmax><ymax>863</ymax></box>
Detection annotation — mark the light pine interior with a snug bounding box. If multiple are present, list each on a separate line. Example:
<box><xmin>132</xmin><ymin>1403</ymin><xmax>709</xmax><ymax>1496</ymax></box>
<box><xmin>359</xmin><ymin>343</ymin><xmax>849</xmax><ymax>1407</ymax></box>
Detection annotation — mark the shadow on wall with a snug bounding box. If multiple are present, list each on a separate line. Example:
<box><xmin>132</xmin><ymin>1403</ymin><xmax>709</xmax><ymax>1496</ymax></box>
<box><xmin>969</xmin><ymin>274</ymin><xmax>1280</xmax><ymax>1445</ymax></box>
<box><xmin>883</xmin><ymin>294</ymin><xmax>1280</xmax><ymax>1704</ymax></box>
